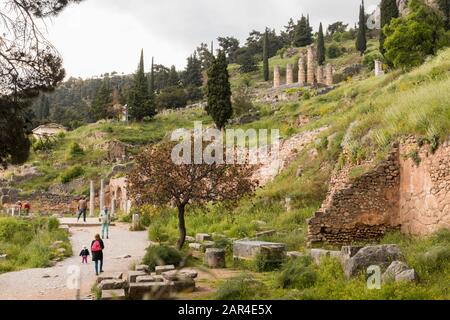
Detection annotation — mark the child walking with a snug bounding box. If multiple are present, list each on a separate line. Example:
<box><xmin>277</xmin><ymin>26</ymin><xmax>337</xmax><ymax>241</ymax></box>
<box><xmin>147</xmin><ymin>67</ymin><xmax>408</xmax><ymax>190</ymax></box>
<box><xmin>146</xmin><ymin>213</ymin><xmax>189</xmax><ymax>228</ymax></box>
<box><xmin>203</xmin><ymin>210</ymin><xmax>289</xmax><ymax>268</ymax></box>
<box><xmin>80</xmin><ymin>245</ymin><xmax>90</xmax><ymax>264</ymax></box>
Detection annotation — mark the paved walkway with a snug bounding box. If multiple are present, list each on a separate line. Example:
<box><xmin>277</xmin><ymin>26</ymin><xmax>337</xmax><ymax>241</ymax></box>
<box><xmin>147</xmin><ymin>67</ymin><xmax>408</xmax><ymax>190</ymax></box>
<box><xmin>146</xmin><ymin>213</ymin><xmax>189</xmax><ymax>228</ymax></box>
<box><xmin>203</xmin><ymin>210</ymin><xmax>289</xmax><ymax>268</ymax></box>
<box><xmin>0</xmin><ymin>222</ymin><xmax>148</xmax><ymax>300</ymax></box>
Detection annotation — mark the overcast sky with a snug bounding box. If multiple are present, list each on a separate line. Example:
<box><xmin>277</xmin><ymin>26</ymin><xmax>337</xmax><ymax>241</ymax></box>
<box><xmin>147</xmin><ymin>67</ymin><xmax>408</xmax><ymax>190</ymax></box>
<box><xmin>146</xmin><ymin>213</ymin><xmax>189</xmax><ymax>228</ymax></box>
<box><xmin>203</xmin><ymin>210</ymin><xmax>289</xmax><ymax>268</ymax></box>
<box><xmin>45</xmin><ymin>0</ymin><xmax>379</xmax><ymax>78</ymax></box>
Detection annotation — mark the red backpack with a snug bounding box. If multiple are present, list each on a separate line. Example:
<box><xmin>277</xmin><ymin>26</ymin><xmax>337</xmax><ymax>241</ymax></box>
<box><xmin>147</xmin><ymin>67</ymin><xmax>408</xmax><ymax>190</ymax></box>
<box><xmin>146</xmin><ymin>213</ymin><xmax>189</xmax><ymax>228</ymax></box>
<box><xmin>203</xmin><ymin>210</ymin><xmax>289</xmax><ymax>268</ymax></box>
<box><xmin>91</xmin><ymin>240</ymin><xmax>102</xmax><ymax>252</ymax></box>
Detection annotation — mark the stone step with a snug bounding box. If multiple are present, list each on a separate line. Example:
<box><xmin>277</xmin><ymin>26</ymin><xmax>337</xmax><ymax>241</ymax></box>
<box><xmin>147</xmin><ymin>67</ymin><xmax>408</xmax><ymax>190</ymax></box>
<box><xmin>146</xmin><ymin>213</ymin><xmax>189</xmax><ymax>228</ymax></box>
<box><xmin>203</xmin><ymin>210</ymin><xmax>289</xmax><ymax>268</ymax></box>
<box><xmin>101</xmin><ymin>289</ymin><xmax>126</xmax><ymax>300</ymax></box>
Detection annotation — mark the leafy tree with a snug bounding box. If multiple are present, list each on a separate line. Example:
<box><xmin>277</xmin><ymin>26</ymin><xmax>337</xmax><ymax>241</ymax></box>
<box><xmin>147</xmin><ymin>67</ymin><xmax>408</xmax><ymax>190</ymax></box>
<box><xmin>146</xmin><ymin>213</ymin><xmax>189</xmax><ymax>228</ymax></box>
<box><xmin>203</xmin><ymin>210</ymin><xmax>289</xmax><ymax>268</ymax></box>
<box><xmin>128</xmin><ymin>141</ymin><xmax>257</xmax><ymax>249</ymax></box>
<box><xmin>184</xmin><ymin>53</ymin><xmax>203</xmax><ymax>87</ymax></box>
<box><xmin>327</xmin><ymin>43</ymin><xmax>344</xmax><ymax>58</ymax></box>
<box><xmin>217</xmin><ymin>36</ymin><xmax>240</xmax><ymax>63</ymax></box>
<box><xmin>384</xmin><ymin>0</ymin><xmax>450</xmax><ymax>68</ymax></box>
<box><xmin>128</xmin><ymin>50</ymin><xmax>156</xmax><ymax>121</ymax></box>
<box><xmin>380</xmin><ymin>0</ymin><xmax>400</xmax><ymax>55</ymax></box>
<box><xmin>317</xmin><ymin>23</ymin><xmax>326</xmax><ymax>65</ymax></box>
<box><xmin>206</xmin><ymin>51</ymin><xmax>233</xmax><ymax>129</ymax></box>
<box><xmin>356</xmin><ymin>1</ymin><xmax>367</xmax><ymax>55</ymax></box>
<box><xmin>327</xmin><ymin>22</ymin><xmax>349</xmax><ymax>36</ymax></box>
<box><xmin>91</xmin><ymin>76</ymin><xmax>112</xmax><ymax>121</ymax></box>
<box><xmin>293</xmin><ymin>15</ymin><xmax>313</xmax><ymax>47</ymax></box>
<box><xmin>0</xmin><ymin>0</ymin><xmax>83</xmax><ymax>167</ymax></box>
<box><xmin>263</xmin><ymin>29</ymin><xmax>270</xmax><ymax>81</ymax></box>
<box><xmin>156</xmin><ymin>86</ymin><xmax>188</xmax><ymax>110</ymax></box>
<box><xmin>245</xmin><ymin>29</ymin><xmax>283</xmax><ymax>59</ymax></box>
<box><xmin>237</xmin><ymin>50</ymin><xmax>258</xmax><ymax>74</ymax></box>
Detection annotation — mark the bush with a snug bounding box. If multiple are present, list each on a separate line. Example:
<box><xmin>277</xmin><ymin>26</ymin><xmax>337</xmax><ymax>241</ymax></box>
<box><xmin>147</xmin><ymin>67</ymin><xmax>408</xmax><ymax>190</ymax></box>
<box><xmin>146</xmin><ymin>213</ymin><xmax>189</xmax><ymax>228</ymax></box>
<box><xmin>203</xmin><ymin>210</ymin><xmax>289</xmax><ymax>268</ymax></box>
<box><xmin>142</xmin><ymin>245</ymin><xmax>182</xmax><ymax>271</ymax></box>
<box><xmin>148</xmin><ymin>224</ymin><xmax>169</xmax><ymax>244</ymax></box>
<box><xmin>362</xmin><ymin>51</ymin><xmax>383</xmax><ymax>70</ymax></box>
<box><xmin>68</xmin><ymin>142</ymin><xmax>84</xmax><ymax>158</ymax></box>
<box><xmin>327</xmin><ymin>43</ymin><xmax>344</xmax><ymax>59</ymax></box>
<box><xmin>60</xmin><ymin>165</ymin><xmax>84</xmax><ymax>183</ymax></box>
<box><xmin>156</xmin><ymin>86</ymin><xmax>188</xmax><ymax>110</ymax></box>
<box><xmin>215</xmin><ymin>274</ymin><xmax>267</xmax><ymax>300</ymax></box>
<box><xmin>276</xmin><ymin>256</ymin><xmax>318</xmax><ymax>289</ymax></box>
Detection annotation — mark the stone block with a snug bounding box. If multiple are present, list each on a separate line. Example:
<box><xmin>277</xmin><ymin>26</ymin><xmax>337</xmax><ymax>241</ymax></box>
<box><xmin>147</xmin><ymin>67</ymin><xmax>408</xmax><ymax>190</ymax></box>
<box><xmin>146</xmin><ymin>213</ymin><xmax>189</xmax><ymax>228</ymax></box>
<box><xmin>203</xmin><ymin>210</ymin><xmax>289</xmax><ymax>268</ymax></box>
<box><xmin>233</xmin><ymin>240</ymin><xmax>286</xmax><ymax>260</ymax></box>
<box><xmin>162</xmin><ymin>269</ymin><xmax>198</xmax><ymax>281</ymax></box>
<box><xmin>136</xmin><ymin>275</ymin><xmax>164</xmax><ymax>283</ymax></box>
<box><xmin>204</xmin><ymin>248</ymin><xmax>226</xmax><ymax>268</ymax></box>
<box><xmin>155</xmin><ymin>265</ymin><xmax>175</xmax><ymax>275</ymax></box>
<box><xmin>128</xmin><ymin>282</ymin><xmax>174</xmax><ymax>300</ymax></box>
<box><xmin>172</xmin><ymin>278</ymin><xmax>196</xmax><ymax>293</ymax></box>
<box><xmin>185</xmin><ymin>236</ymin><xmax>196</xmax><ymax>243</ymax></box>
<box><xmin>96</xmin><ymin>272</ymin><xmax>123</xmax><ymax>284</ymax></box>
<box><xmin>189</xmin><ymin>243</ymin><xmax>202</xmax><ymax>251</ymax></box>
<box><xmin>101</xmin><ymin>289</ymin><xmax>126</xmax><ymax>300</ymax></box>
<box><xmin>287</xmin><ymin>251</ymin><xmax>305</xmax><ymax>259</ymax></box>
<box><xmin>382</xmin><ymin>261</ymin><xmax>410</xmax><ymax>283</ymax></box>
<box><xmin>135</xmin><ymin>264</ymin><xmax>150</xmax><ymax>273</ymax></box>
<box><xmin>196</xmin><ymin>233</ymin><xmax>212</xmax><ymax>242</ymax></box>
<box><xmin>309</xmin><ymin>249</ymin><xmax>341</xmax><ymax>264</ymax></box>
<box><xmin>98</xmin><ymin>279</ymin><xmax>127</xmax><ymax>290</ymax></box>
<box><xmin>395</xmin><ymin>269</ymin><xmax>418</xmax><ymax>283</ymax></box>
<box><xmin>127</xmin><ymin>271</ymin><xmax>147</xmax><ymax>283</ymax></box>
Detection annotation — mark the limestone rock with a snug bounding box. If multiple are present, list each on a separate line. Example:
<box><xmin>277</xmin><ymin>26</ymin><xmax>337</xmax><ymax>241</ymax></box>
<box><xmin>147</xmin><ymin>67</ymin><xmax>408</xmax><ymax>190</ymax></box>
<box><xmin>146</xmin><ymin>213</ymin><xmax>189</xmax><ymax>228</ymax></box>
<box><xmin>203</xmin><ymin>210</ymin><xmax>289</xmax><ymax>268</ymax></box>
<box><xmin>97</xmin><ymin>272</ymin><xmax>123</xmax><ymax>284</ymax></box>
<box><xmin>233</xmin><ymin>240</ymin><xmax>286</xmax><ymax>261</ymax></box>
<box><xmin>185</xmin><ymin>236</ymin><xmax>196</xmax><ymax>243</ymax></box>
<box><xmin>256</xmin><ymin>230</ymin><xmax>276</xmax><ymax>238</ymax></box>
<box><xmin>136</xmin><ymin>275</ymin><xmax>164</xmax><ymax>283</ymax></box>
<box><xmin>310</xmin><ymin>249</ymin><xmax>341</xmax><ymax>264</ymax></box>
<box><xmin>127</xmin><ymin>271</ymin><xmax>147</xmax><ymax>283</ymax></box>
<box><xmin>344</xmin><ymin>245</ymin><xmax>404</xmax><ymax>278</ymax></box>
<box><xmin>135</xmin><ymin>264</ymin><xmax>150</xmax><ymax>273</ymax></box>
<box><xmin>195</xmin><ymin>233</ymin><xmax>212</xmax><ymax>242</ymax></box>
<box><xmin>128</xmin><ymin>282</ymin><xmax>173</xmax><ymax>300</ymax></box>
<box><xmin>101</xmin><ymin>289</ymin><xmax>126</xmax><ymax>300</ymax></box>
<box><xmin>155</xmin><ymin>265</ymin><xmax>175</xmax><ymax>275</ymax></box>
<box><xmin>395</xmin><ymin>269</ymin><xmax>418</xmax><ymax>283</ymax></box>
<box><xmin>382</xmin><ymin>261</ymin><xmax>410</xmax><ymax>283</ymax></box>
<box><xmin>287</xmin><ymin>251</ymin><xmax>305</xmax><ymax>259</ymax></box>
<box><xmin>204</xmin><ymin>248</ymin><xmax>226</xmax><ymax>268</ymax></box>
<box><xmin>189</xmin><ymin>243</ymin><xmax>202</xmax><ymax>251</ymax></box>
<box><xmin>98</xmin><ymin>279</ymin><xmax>127</xmax><ymax>290</ymax></box>
<box><xmin>172</xmin><ymin>277</ymin><xmax>196</xmax><ymax>293</ymax></box>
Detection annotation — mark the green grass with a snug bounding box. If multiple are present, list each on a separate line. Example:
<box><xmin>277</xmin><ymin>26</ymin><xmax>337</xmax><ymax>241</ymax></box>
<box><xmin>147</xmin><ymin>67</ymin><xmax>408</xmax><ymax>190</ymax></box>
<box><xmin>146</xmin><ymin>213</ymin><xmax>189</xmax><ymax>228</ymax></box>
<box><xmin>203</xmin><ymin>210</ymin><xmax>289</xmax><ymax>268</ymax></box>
<box><xmin>0</xmin><ymin>217</ymin><xmax>72</xmax><ymax>273</ymax></box>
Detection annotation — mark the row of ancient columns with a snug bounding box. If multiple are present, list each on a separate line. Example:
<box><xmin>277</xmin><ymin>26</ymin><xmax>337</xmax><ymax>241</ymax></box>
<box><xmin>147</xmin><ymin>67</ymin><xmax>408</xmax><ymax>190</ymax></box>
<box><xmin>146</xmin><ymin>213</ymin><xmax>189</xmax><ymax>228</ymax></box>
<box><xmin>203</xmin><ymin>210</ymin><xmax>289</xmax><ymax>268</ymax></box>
<box><xmin>274</xmin><ymin>45</ymin><xmax>334</xmax><ymax>88</ymax></box>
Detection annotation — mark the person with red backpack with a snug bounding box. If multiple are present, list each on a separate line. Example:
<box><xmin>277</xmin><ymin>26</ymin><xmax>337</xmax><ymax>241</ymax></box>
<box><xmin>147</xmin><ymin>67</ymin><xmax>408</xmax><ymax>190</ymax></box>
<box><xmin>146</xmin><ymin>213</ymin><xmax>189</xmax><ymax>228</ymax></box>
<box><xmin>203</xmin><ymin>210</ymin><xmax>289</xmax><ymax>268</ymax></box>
<box><xmin>91</xmin><ymin>234</ymin><xmax>105</xmax><ymax>276</ymax></box>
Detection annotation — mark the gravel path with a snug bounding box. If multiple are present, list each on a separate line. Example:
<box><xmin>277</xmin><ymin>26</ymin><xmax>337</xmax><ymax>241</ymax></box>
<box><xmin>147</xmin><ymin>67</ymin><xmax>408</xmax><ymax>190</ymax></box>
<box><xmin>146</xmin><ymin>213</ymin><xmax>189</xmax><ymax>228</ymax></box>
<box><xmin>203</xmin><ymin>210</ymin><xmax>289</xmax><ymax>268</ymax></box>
<box><xmin>0</xmin><ymin>222</ymin><xmax>149</xmax><ymax>300</ymax></box>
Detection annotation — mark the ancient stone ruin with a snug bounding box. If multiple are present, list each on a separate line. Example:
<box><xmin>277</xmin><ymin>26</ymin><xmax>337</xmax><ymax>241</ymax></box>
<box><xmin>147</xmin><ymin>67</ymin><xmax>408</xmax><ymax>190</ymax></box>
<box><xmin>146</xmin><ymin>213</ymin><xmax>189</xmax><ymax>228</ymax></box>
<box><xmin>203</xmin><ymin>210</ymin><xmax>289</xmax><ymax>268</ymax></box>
<box><xmin>273</xmin><ymin>45</ymin><xmax>334</xmax><ymax>89</ymax></box>
<box><xmin>307</xmin><ymin>138</ymin><xmax>450</xmax><ymax>245</ymax></box>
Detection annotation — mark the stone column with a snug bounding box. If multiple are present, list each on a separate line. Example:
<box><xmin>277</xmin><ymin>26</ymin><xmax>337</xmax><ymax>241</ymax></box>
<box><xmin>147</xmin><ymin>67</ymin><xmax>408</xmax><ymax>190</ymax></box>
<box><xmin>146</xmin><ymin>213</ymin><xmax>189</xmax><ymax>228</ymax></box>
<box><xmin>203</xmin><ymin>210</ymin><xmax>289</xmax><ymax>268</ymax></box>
<box><xmin>89</xmin><ymin>180</ymin><xmax>95</xmax><ymax>217</ymax></box>
<box><xmin>325</xmin><ymin>64</ymin><xmax>334</xmax><ymax>86</ymax></box>
<box><xmin>316</xmin><ymin>66</ymin><xmax>324</xmax><ymax>85</ymax></box>
<box><xmin>298</xmin><ymin>56</ymin><xmax>306</xmax><ymax>86</ymax></box>
<box><xmin>307</xmin><ymin>45</ymin><xmax>316</xmax><ymax>85</ymax></box>
<box><xmin>374</xmin><ymin>60</ymin><xmax>384</xmax><ymax>76</ymax></box>
<box><xmin>286</xmin><ymin>64</ymin><xmax>293</xmax><ymax>85</ymax></box>
<box><xmin>99</xmin><ymin>179</ymin><xmax>105</xmax><ymax>213</ymax></box>
<box><xmin>273</xmin><ymin>65</ymin><xmax>280</xmax><ymax>88</ymax></box>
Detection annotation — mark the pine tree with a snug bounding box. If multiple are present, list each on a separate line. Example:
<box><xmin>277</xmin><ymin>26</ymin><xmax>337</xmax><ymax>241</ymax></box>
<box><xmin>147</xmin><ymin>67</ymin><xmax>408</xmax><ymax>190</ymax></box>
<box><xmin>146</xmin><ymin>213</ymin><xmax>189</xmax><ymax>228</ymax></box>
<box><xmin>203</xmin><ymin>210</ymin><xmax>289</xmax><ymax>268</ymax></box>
<box><xmin>380</xmin><ymin>0</ymin><xmax>399</xmax><ymax>54</ymax></box>
<box><xmin>168</xmin><ymin>65</ymin><xmax>180</xmax><ymax>87</ymax></box>
<box><xmin>184</xmin><ymin>53</ymin><xmax>203</xmax><ymax>87</ymax></box>
<box><xmin>206</xmin><ymin>51</ymin><xmax>232</xmax><ymax>130</ymax></box>
<box><xmin>356</xmin><ymin>1</ymin><xmax>367</xmax><ymax>55</ymax></box>
<box><xmin>263</xmin><ymin>28</ymin><xmax>270</xmax><ymax>81</ymax></box>
<box><xmin>91</xmin><ymin>76</ymin><xmax>112</xmax><ymax>121</ymax></box>
<box><xmin>128</xmin><ymin>50</ymin><xmax>156</xmax><ymax>121</ymax></box>
<box><xmin>317</xmin><ymin>23</ymin><xmax>326</xmax><ymax>65</ymax></box>
<box><xmin>293</xmin><ymin>15</ymin><xmax>313</xmax><ymax>47</ymax></box>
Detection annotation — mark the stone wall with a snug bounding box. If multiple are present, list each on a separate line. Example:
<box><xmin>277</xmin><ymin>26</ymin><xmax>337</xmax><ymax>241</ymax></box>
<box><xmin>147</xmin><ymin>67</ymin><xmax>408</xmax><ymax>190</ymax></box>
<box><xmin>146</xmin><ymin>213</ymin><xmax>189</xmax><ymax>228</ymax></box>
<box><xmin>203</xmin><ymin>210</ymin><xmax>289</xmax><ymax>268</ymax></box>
<box><xmin>307</xmin><ymin>146</ymin><xmax>401</xmax><ymax>245</ymax></box>
<box><xmin>307</xmin><ymin>139</ymin><xmax>450</xmax><ymax>245</ymax></box>
<box><xmin>395</xmin><ymin>137</ymin><xmax>450</xmax><ymax>235</ymax></box>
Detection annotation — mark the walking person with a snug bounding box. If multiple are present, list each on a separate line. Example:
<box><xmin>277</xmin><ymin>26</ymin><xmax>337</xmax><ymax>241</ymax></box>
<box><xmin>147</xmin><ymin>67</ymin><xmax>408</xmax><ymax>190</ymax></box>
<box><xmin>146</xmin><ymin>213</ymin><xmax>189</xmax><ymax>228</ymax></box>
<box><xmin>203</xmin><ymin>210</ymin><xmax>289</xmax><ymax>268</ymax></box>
<box><xmin>77</xmin><ymin>196</ymin><xmax>88</xmax><ymax>223</ymax></box>
<box><xmin>91</xmin><ymin>234</ymin><xmax>104</xmax><ymax>276</ymax></box>
<box><xmin>23</xmin><ymin>201</ymin><xmax>31</xmax><ymax>215</ymax></box>
<box><xmin>79</xmin><ymin>245</ymin><xmax>90</xmax><ymax>264</ymax></box>
<box><xmin>100</xmin><ymin>206</ymin><xmax>111</xmax><ymax>239</ymax></box>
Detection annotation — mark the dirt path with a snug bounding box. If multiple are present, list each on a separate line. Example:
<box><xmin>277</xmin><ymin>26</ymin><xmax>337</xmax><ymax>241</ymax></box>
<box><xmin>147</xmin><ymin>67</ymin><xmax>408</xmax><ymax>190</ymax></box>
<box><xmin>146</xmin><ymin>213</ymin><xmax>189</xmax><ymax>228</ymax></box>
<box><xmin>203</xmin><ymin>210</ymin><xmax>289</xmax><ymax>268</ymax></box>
<box><xmin>0</xmin><ymin>221</ymin><xmax>149</xmax><ymax>300</ymax></box>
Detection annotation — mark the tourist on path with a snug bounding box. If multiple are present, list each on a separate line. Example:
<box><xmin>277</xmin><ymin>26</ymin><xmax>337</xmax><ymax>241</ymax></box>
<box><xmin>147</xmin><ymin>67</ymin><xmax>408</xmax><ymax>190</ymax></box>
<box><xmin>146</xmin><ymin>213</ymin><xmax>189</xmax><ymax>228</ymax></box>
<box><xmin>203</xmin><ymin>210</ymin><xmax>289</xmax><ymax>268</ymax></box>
<box><xmin>77</xmin><ymin>196</ymin><xmax>88</xmax><ymax>223</ymax></box>
<box><xmin>23</xmin><ymin>201</ymin><xmax>30</xmax><ymax>215</ymax></box>
<box><xmin>79</xmin><ymin>245</ymin><xmax>90</xmax><ymax>264</ymax></box>
<box><xmin>100</xmin><ymin>206</ymin><xmax>111</xmax><ymax>239</ymax></box>
<box><xmin>91</xmin><ymin>234</ymin><xmax>105</xmax><ymax>276</ymax></box>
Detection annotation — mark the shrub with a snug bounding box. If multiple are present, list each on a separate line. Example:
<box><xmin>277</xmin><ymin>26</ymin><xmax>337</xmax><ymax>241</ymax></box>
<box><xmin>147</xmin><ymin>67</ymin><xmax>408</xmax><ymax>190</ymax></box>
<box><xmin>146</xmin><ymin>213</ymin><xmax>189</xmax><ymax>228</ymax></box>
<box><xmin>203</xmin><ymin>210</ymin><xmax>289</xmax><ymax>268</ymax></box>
<box><xmin>68</xmin><ymin>142</ymin><xmax>84</xmax><ymax>158</ymax></box>
<box><xmin>142</xmin><ymin>245</ymin><xmax>182</xmax><ymax>271</ymax></box>
<box><xmin>156</xmin><ymin>86</ymin><xmax>188</xmax><ymax>110</ymax></box>
<box><xmin>276</xmin><ymin>256</ymin><xmax>318</xmax><ymax>289</ymax></box>
<box><xmin>254</xmin><ymin>250</ymin><xmax>286</xmax><ymax>272</ymax></box>
<box><xmin>327</xmin><ymin>43</ymin><xmax>344</xmax><ymax>59</ymax></box>
<box><xmin>362</xmin><ymin>51</ymin><xmax>383</xmax><ymax>70</ymax></box>
<box><xmin>60</xmin><ymin>165</ymin><xmax>84</xmax><ymax>183</ymax></box>
<box><xmin>215</xmin><ymin>274</ymin><xmax>267</xmax><ymax>300</ymax></box>
<box><xmin>148</xmin><ymin>224</ymin><xmax>169</xmax><ymax>244</ymax></box>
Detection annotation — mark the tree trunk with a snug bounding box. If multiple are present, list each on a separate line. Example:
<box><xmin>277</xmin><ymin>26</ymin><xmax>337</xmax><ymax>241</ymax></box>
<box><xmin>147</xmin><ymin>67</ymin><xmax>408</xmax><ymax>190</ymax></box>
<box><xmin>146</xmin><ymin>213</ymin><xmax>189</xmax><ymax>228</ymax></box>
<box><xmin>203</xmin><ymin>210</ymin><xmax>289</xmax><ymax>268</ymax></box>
<box><xmin>176</xmin><ymin>204</ymin><xmax>187</xmax><ymax>250</ymax></box>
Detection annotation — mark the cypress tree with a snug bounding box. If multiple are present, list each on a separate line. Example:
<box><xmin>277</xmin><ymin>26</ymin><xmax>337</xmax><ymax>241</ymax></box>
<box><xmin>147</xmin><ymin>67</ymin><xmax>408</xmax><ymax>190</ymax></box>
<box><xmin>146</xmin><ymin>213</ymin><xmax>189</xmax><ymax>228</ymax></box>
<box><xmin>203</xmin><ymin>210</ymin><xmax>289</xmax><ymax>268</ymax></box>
<box><xmin>356</xmin><ymin>1</ymin><xmax>367</xmax><ymax>55</ymax></box>
<box><xmin>206</xmin><ymin>51</ymin><xmax>232</xmax><ymax>130</ymax></box>
<box><xmin>263</xmin><ymin>28</ymin><xmax>270</xmax><ymax>81</ymax></box>
<box><xmin>380</xmin><ymin>0</ymin><xmax>399</xmax><ymax>54</ymax></box>
<box><xmin>317</xmin><ymin>23</ymin><xmax>326</xmax><ymax>65</ymax></box>
<box><xmin>149</xmin><ymin>56</ymin><xmax>155</xmax><ymax>94</ymax></box>
<box><xmin>128</xmin><ymin>50</ymin><xmax>156</xmax><ymax>121</ymax></box>
<box><xmin>91</xmin><ymin>76</ymin><xmax>112</xmax><ymax>121</ymax></box>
